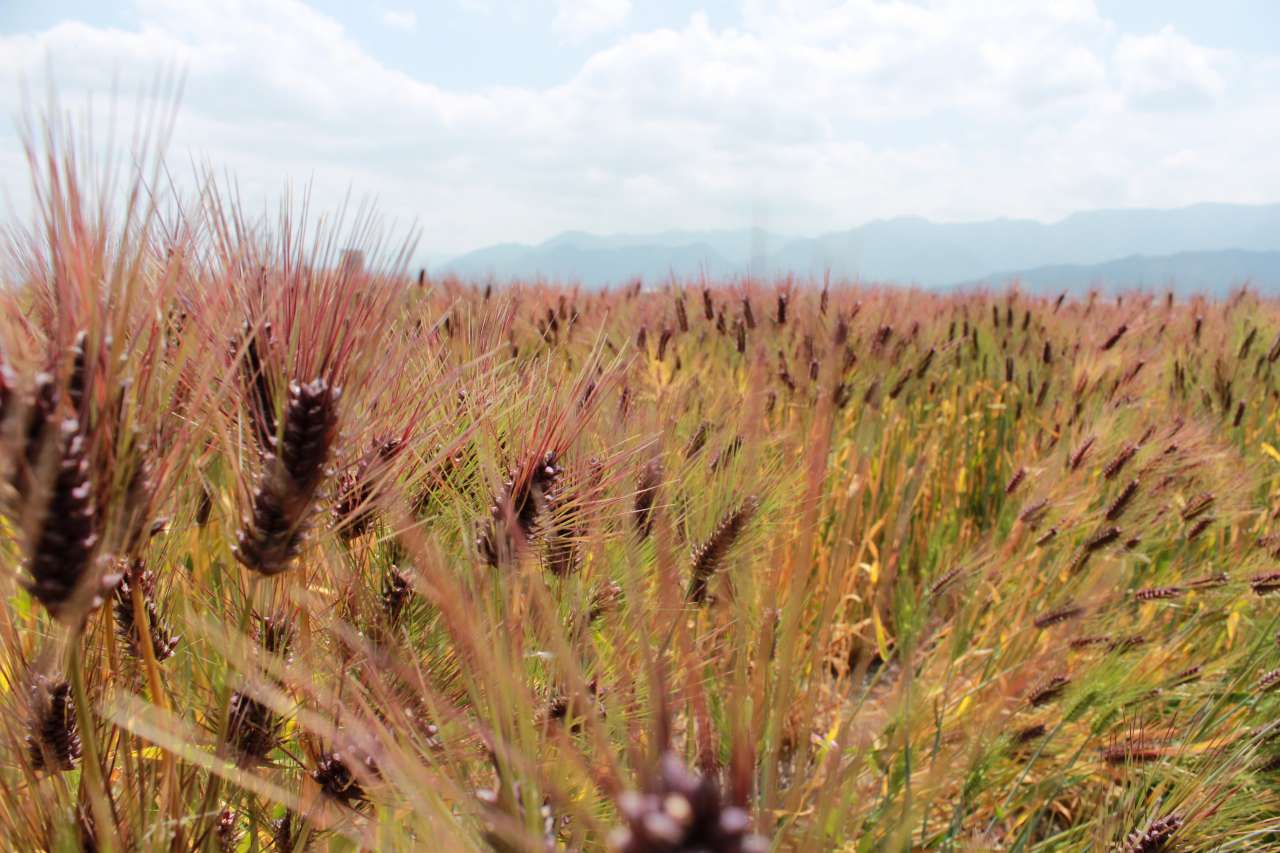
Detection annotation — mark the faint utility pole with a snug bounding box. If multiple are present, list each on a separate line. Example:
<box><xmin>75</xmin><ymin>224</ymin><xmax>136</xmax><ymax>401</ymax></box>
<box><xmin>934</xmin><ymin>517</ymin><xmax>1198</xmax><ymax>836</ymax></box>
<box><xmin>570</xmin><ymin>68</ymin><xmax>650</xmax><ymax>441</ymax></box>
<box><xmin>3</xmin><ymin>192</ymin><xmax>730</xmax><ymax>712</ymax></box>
<box><xmin>750</xmin><ymin>199</ymin><xmax>769</xmax><ymax>283</ymax></box>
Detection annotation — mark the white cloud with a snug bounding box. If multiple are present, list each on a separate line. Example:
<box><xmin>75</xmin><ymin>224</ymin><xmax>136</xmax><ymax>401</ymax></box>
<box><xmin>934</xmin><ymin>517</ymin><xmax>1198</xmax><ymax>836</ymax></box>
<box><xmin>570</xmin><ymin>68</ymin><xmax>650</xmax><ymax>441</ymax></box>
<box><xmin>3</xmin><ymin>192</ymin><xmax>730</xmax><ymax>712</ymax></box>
<box><xmin>0</xmin><ymin>0</ymin><xmax>1278</xmax><ymax>259</ymax></box>
<box><xmin>380</xmin><ymin>8</ymin><xmax>418</xmax><ymax>32</ymax></box>
<box><xmin>552</xmin><ymin>0</ymin><xmax>631</xmax><ymax>43</ymax></box>
<box><xmin>1115</xmin><ymin>25</ymin><xmax>1228</xmax><ymax>110</ymax></box>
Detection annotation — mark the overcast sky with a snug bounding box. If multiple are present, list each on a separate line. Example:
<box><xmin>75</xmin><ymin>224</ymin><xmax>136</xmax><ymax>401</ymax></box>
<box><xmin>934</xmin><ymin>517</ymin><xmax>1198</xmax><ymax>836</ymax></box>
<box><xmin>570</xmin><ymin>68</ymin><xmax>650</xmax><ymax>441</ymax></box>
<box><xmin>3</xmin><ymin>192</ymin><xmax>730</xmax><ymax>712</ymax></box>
<box><xmin>2</xmin><ymin>1</ymin><xmax>1279</xmax><ymax>261</ymax></box>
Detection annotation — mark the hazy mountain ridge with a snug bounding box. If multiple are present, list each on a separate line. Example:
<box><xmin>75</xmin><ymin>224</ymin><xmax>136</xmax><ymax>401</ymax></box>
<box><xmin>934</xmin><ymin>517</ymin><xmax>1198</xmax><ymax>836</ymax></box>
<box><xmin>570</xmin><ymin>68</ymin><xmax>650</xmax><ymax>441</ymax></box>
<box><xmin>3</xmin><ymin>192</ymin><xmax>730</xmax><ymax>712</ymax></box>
<box><xmin>439</xmin><ymin>203</ymin><xmax>1280</xmax><ymax>289</ymax></box>
<box><xmin>964</xmin><ymin>250</ymin><xmax>1280</xmax><ymax>295</ymax></box>
<box><xmin>444</xmin><ymin>240</ymin><xmax>738</xmax><ymax>284</ymax></box>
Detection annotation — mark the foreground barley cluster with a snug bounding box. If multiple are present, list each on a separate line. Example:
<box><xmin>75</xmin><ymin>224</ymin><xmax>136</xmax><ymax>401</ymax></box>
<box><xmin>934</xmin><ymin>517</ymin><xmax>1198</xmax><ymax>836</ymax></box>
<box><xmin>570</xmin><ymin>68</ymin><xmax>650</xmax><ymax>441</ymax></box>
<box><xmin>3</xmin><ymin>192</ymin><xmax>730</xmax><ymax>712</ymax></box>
<box><xmin>6</xmin><ymin>123</ymin><xmax>1280</xmax><ymax>853</ymax></box>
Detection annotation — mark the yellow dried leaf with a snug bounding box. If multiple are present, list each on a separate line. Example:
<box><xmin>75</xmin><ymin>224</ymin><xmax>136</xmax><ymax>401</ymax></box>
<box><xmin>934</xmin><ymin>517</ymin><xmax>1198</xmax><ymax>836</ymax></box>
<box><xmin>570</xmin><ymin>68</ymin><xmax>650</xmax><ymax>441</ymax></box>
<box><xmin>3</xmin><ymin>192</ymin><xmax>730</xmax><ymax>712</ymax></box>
<box><xmin>873</xmin><ymin>608</ymin><xmax>892</xmax><ymax>660</ymax></box>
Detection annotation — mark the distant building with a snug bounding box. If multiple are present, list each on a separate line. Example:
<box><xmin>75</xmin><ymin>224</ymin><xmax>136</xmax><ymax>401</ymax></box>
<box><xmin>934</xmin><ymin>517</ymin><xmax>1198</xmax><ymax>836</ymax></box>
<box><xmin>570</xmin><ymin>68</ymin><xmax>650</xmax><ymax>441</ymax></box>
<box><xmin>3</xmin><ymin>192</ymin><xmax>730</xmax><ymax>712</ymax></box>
<box><xmin>340</xmin><ymin>249</ymin><xmax>365</xmax><ymax>276</ymax></box>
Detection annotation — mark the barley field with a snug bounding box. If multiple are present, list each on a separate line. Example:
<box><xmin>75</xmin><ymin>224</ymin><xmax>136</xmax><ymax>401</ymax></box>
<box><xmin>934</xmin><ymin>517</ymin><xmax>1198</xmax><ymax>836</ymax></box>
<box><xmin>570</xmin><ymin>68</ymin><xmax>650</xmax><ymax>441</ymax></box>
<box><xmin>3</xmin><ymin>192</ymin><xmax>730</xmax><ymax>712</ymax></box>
<box><xmin>6</xmin><ymin>120</ymin><xmax>1280</xmax><ymax>852</ymax></box>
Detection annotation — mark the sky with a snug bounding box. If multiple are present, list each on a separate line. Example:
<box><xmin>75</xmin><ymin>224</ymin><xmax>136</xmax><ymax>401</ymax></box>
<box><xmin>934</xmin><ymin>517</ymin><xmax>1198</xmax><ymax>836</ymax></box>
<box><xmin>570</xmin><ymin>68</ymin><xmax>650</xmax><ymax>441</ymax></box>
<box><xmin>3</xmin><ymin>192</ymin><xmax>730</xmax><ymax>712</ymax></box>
<box><xmin>1</xmin><ymin>0</ymin><xmax>1279</xmax><ymax>262</ymax></box>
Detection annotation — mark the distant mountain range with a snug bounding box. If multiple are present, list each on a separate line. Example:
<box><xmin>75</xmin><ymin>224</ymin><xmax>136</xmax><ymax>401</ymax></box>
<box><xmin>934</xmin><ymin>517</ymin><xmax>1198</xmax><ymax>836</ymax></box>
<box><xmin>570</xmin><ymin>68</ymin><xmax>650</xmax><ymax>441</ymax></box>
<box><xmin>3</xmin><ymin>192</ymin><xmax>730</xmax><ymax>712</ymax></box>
<box><xmin>438</xmin><ymin>202</ymin><xmax>1280</xmax><ymax>290</ymax></box>
<box><xmin>968</xmin><ymin>250</ymin><xmax>1280</xmax><ymax>295</ymax></box>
